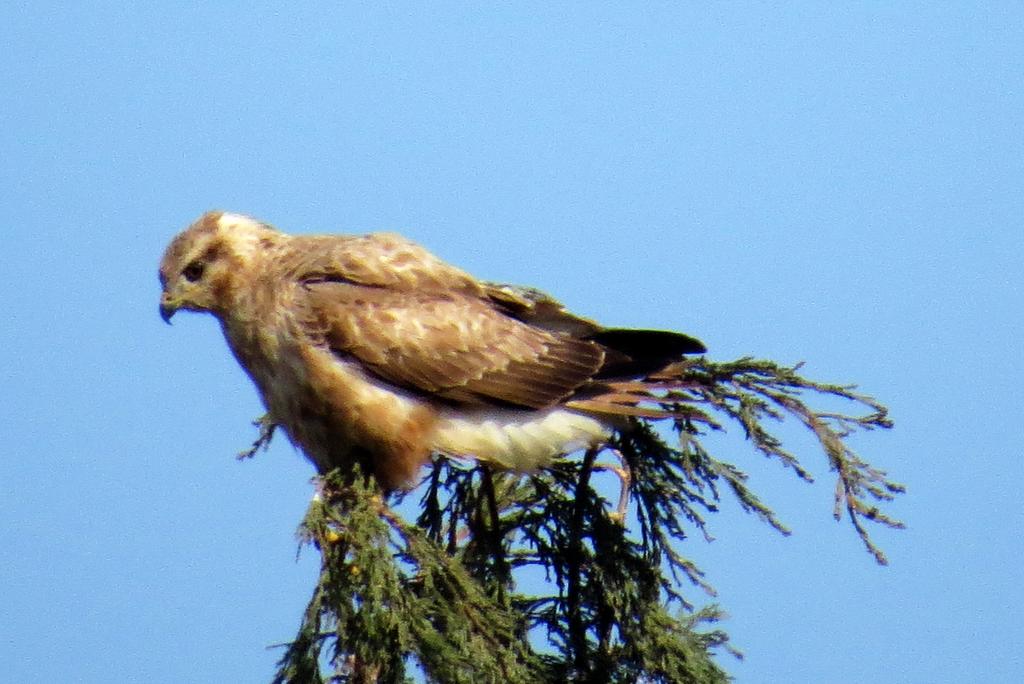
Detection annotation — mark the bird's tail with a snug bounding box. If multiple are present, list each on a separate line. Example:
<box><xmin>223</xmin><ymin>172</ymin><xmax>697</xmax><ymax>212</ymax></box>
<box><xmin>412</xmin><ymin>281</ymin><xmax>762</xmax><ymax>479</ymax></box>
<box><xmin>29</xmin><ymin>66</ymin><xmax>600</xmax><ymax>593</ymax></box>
<box><xmin>566</xmin><ymin>365</ymin><xmax>701</xmax><ymax>420</ymax></box>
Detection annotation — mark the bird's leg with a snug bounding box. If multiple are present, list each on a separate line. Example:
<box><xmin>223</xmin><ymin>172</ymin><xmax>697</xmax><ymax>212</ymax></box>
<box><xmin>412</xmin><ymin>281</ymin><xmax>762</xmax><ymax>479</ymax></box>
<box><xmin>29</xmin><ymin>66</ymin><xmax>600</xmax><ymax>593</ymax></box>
<box><xmin>594</xmin><ymin>448</ymin><xmax>632</xmax><ymax>523</ymax></box>
<box><xmin>237</xmin><ymin>413</ymin><xmax>278</xmax><ymax>460</ymax></box>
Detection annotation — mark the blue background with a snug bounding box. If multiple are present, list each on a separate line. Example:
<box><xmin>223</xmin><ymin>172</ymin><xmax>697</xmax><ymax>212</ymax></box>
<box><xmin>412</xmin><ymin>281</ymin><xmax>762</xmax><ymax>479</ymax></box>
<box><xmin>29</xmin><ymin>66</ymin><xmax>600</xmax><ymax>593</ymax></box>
<box><xmin>2</xmin><ymin>3</ymin><xmax>1021</xmax><ymax>682</ymax></box>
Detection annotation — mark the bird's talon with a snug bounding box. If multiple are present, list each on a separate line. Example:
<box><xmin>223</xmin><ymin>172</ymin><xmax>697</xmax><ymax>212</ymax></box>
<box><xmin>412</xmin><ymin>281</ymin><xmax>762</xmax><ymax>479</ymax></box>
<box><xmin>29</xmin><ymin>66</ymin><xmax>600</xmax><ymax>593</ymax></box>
<box><xmin>594</xmin><ymin>448</ymin><xmax>632</xmax><ymax>522</ymax></box>
<box><xmin>237</xmin><ymin>415</ymin><xmax>277</xmax><ymax>460</ymax></box>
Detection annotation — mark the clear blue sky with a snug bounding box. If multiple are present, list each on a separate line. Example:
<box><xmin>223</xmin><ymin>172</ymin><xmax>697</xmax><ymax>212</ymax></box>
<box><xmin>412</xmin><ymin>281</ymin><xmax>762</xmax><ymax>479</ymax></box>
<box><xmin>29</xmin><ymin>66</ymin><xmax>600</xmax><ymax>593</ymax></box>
<box><xmin>2</xmin><ymin>3</ymin><xmax>1021</xmax><ymax>682</ymax></box>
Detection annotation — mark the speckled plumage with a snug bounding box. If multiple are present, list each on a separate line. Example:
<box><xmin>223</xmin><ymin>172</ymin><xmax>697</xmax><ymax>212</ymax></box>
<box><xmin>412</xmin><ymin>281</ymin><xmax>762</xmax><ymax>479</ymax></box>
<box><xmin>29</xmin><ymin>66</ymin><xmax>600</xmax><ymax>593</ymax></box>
<box><xmin>159</xmin><ymin>211</ymin><xmax>706</xmax><ymax>489</ymax></box>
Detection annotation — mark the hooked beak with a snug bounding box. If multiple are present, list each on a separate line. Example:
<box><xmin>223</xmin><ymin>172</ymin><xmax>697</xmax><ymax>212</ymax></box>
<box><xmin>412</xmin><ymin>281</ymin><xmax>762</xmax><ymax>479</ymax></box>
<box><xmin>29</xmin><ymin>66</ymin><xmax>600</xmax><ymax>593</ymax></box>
<box><xmin>160</xmin><ymin>293</ymin><xmax>179</xmax><ymax>324</ymax></box>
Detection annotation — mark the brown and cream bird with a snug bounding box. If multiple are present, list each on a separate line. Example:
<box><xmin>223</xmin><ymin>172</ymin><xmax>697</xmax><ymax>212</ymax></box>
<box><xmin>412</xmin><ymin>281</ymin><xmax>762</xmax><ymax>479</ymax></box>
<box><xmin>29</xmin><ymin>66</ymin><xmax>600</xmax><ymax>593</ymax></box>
<box><xmin>159</xmin><ymin>211</ymin><xmax>706</xmax><ymax>490</ymax></box>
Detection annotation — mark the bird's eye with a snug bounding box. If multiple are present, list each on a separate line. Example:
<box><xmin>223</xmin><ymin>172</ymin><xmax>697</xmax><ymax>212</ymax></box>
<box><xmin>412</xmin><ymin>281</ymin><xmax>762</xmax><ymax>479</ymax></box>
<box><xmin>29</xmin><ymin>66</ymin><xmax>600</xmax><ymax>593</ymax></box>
<box><xmin>182</xmin><ymin>261</ymin><xmax>205</xmax><ymax>282</ymax></box>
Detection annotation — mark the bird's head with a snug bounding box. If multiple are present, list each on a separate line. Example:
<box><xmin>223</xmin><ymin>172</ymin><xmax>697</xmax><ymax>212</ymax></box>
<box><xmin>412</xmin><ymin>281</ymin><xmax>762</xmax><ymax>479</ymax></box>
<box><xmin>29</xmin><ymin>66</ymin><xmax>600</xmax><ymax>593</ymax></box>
<box><xmin>159</xmin><ymin>211</ymin><xmax>280</xmax><ymax>323</ymax></box>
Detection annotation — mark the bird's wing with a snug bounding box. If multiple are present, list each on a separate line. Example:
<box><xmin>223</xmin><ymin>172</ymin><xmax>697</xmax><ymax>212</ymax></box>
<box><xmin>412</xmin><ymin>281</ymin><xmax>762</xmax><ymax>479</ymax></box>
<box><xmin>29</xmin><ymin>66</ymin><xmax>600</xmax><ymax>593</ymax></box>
<box><xmin>284</xmin><ymin>232</ymin><xmax>486</xmax><ymax>295</ymax></box>
<box><xmin>299</xmin><ymin>280</ymin><xmax>604</xmax><ymax>409</ymax></box>
<box><xmin>482</xmin><ymin>282</ymin><xmax>603</xmax><ymax>336</ymax></box>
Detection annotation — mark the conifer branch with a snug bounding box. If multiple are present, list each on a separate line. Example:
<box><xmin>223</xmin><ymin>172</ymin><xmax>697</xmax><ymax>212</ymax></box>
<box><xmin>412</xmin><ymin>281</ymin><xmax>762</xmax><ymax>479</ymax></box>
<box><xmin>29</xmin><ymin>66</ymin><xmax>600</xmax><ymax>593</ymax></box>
<box><xmin>256</xmin><ymin>357</ymin><xmax>902</xmax><ymax>682</ymax></box>
<box><xmin>675</xmin><ymin>358</ymin><xmax>904</xmax><ymax>564</ymax></box>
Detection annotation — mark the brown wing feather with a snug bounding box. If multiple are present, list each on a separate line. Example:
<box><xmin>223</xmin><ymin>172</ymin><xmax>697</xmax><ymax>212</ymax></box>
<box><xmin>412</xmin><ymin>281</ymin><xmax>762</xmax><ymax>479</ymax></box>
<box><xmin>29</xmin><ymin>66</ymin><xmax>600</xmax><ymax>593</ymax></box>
<box><xmin>284</xmin><ymin>233</ymin><xmax>485</xmax><ymax>295</ymax></box>
<box><xmin>281</xmin><ymin>232</ymin><xmax>704</xmax><ymax>413</ymax></box>
<box><xmin>300</xmin><ymin>281</ymin><xmax>604</xmax><ymax>409</ymax></box>
<box><xmin>483</xmin><ymin>282</ymin><xmax>602</xmax><ymax>336</ymax></box>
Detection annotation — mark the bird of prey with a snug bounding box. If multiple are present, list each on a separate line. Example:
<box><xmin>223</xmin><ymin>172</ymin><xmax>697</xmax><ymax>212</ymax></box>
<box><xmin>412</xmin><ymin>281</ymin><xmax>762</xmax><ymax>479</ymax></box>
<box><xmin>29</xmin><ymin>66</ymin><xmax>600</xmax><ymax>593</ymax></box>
<box><xmin>159</xmin><ymin>212</ymin><xmax>706</xmax><ymax>490</ymax></box>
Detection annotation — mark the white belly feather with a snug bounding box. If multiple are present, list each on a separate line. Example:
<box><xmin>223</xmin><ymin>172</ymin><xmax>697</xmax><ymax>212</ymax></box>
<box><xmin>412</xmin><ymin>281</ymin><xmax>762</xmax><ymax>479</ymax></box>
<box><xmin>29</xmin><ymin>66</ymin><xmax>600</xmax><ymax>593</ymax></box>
<box><xmin>432</xmin><ymin>406</ymin><xmax>611</xmax><ymax>471</ymax></box>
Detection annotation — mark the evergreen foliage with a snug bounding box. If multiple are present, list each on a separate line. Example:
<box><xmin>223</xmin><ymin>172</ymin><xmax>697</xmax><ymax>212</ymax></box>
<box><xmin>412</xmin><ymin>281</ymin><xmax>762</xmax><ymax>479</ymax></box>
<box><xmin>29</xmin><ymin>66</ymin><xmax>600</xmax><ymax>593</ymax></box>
<box><xmin>256</xmin><ymin>358</ymin><xmax>903</xmax><ymax>683</ymax></box>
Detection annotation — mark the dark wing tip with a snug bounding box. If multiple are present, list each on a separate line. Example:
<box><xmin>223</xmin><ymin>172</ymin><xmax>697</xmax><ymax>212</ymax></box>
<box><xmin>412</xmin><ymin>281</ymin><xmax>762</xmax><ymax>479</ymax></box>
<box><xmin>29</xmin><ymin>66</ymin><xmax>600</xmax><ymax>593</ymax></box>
<box><xmin>589</xmin><ymin>328</ymin><xmax>706</xmax><ymax>354</ymax></box>
<box><xmin>587</xmin><ymin>328</ymin><xmax>706</xmax><ymax>378</ymax></box>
